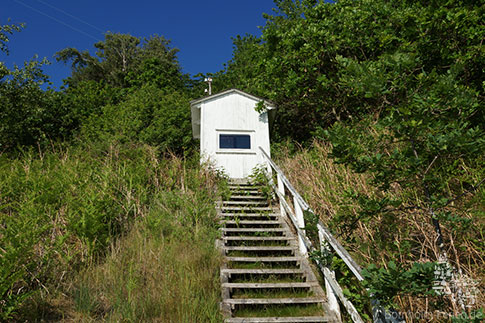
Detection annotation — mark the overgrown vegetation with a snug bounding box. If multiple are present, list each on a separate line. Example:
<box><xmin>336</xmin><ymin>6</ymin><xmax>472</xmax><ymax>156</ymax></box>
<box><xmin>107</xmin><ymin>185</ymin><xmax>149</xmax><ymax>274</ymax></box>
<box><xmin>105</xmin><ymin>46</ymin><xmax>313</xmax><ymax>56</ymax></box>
<box><xmin>0</xmin><ymin>23</ymin><xmax>221</xmax><ymax>320</ymax></box>
<box><xmin>276</xmin><ymin>141</ymin><xmax>484</xmax><ymax>321</ymax></box>
<box><xmin>2</xmin><ymin>0</ymin><xmax>484</xmax><ymax>320</ymax></box>
<box><xmin>213</xmin><ymin>0</ymin><xmax>484</xmax><ymax>319</ymax></box>
<box><xmin>0</xmin><ymin>142</ymin><xmax>223</xmax><ymax>321</ymax></box>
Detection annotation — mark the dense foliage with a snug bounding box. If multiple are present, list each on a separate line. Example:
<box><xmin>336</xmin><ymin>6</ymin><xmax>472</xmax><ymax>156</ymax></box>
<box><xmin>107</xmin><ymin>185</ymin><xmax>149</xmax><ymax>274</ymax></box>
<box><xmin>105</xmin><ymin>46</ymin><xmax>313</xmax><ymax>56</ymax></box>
<box><xmin>1</xmin><ymin>0</ymin><xmax>484</xmax><ymax>319</ymax></box>
<box><xmin>0</xmin><ymin>26</ymin><xmax>205</xmax><ymax>319</ymax></box>
<box><xmin>216</xmin><ymin>0</ymin><xmax>484</xmax><ymax>317</ymax></box>
<box><xmin>0</xmin><ymin>30</ymin><xmax>197</xmax><ymax>154</ymax></box>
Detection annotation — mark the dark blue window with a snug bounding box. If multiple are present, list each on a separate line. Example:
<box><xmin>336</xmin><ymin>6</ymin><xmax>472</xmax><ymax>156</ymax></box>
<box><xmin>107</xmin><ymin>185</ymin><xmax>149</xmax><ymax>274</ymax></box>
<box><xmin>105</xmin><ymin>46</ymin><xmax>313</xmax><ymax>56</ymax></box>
<box><xmin>220</xmin><ymin>134</ymin><xmax>251</xmax><ymax>149</ymax></box>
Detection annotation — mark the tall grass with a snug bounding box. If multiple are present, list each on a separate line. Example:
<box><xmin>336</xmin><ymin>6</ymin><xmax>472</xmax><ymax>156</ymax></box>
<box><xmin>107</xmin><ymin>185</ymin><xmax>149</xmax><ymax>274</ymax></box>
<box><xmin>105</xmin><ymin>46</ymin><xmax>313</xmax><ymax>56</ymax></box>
<box><xmin>274</xmin><ymin>140</ymin><xmax>484</xmax><ymax>320</ymax></box>
<box><xmin>1</xmin><ymin>141</ymin><xmax>223</xmax><ymax>321</ymax></box>
<box><xmin>65</xmin><ymin>191</ymin><xmax>222</xmax><ymax>322</ymax></box>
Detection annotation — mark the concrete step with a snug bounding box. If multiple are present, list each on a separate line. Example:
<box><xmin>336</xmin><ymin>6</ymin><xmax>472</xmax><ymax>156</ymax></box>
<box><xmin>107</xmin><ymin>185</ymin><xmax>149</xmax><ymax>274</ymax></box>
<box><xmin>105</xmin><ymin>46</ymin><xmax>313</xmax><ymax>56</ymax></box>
<box><xmin>223</xmin><ymin>297</ymin><xmax>325</xmax><ymax>305</ymax></box>
<box><xmin>225</xmin><ymin>317</ymin><xmax>329</xmax><ymax>322</ymax></box>
<box><xmin>223</xmin><ymin>282</ymin><xmax>318</xmax><ymax>289</ymax></box>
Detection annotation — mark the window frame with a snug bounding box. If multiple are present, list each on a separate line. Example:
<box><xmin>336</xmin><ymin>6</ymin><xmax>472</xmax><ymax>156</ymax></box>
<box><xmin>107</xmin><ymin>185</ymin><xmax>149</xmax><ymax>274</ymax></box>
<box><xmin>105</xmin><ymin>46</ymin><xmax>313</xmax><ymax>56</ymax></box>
<box><xmin>215</xmin><ymin>129</ymin><xmax>256</xmax><ymax>155</ymax></box>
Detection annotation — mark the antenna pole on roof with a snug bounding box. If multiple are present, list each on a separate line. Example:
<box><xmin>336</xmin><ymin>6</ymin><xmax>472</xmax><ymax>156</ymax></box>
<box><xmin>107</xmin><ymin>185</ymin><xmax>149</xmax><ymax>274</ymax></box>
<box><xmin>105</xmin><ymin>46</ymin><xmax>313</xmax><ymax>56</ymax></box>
<box><xmin>204</xmin><ymin>77</ymin><xmax>213</xmax><ymax>95</ymax></box>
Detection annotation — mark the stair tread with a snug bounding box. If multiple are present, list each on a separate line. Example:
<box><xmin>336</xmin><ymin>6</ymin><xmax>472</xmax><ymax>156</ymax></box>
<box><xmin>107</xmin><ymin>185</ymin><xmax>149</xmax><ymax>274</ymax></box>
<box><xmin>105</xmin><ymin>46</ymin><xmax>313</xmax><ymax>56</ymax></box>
<box><xmin>224</xmin><ymin>236</ymin><xmax>290</xmax><ymax>241</ymax></box>
<box><xmin>222</xmin><ymin>207</ymin><xmax>274</xmax><ymax>211</ymax></box>
<box><xmin>222</xmin><ymin>220</ymin><xmax>280</xmax><ymax>225</ymax></box>
<box><xmin>225</xmin><ymin>316</ymin><xmax>329</xmax><ymax>322</ymax></box>
<box><xmin>230</xmin><ymin>195</ymin><xmax>268</xmax><ymax>199</ymax></box>
<box><xmin>222</xmin><ymin>228</ymin><xmax>286</xmax><ymax>232</ymax></box>
<box><xmin>224</xmin><ymin>246</ymin><xmax>294</xmax><ymax>251</ymax></box>
<box><xmin>224</xmin><ymin>201</ymin><xmax>269</xmax><ymax>205</ymax></box>
<box><xmin>221</xmin><ymin>213</ymin><xmax>279</xmax><ymax>217</ymax></box>
<box><xmin>226</xmin><ymin>256</ymin><xmax>301</xmax><ymax>262</ymax></box>
<box><xmin>221</xmin><ymin>268</ymin><xmax>304</xmax><ymax>275</ymax></box>
<box><xmin>228</xmin><ymin>185</ymin><xmax>261</xmax><ymax>188</ymax></box>
<box><xmin>223</xmin><ymin>297</ymin><xmax>324</xmax><ymax>305</ymax></box>
<box><xmin>223</xmin><ymin>282</ymin><xmax>317</xmax><ymax>289</ymax></box>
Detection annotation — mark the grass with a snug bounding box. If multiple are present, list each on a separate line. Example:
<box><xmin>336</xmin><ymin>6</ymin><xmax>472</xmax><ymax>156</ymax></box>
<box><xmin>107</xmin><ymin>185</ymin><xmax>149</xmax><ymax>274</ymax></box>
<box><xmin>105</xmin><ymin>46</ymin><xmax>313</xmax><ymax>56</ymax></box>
<box><xmin>2</xmin><ymin>141</ymin><xmax>224</xmax><ymax>321</ymax></box>
<box><xmin>275</xmin><ymin>140</ymin><xmax>485</xmax><ymax>318</ymax></box>
<box><xmin>66</xmin><ymin>212</ymin><xmax>222</xmax><ymax>322</ymax></box>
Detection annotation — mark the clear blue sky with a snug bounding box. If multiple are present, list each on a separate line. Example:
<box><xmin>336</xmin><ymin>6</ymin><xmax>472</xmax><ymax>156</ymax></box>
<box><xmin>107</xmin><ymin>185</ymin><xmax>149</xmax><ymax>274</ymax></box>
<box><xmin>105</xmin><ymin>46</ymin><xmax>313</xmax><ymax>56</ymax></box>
<box><xmin>2</xmin><ymin>0</ymin><xmax>277</xmax><ymax>88</ymax></box>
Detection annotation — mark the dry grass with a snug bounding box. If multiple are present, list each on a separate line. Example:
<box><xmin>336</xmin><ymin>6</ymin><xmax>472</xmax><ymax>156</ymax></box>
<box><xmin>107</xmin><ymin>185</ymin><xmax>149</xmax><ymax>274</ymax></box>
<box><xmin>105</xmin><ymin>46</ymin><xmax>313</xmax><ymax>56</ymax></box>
<box><xmin>275</xmin><ymin>140</ymin><xmax>484</xmax><ymax>321</ymax></box>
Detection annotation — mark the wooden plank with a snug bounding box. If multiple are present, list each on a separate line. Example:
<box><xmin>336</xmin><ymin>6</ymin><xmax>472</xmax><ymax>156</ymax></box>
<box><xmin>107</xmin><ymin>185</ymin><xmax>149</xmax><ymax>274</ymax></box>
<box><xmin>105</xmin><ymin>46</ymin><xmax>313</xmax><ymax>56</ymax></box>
<box><xmin>221</xmin><ymin>268</ymin><xmax>304</xmax><ymax>275</ymax></box>
<box><xmin>259</xmin><ymin>148</ymin><xmax>310</xmax><ymax>210</ymax></box>
<box><xmin>321</xmin><ymin>267</ymin><xmax>364</xmax><ymax>323</ymax></box>
<box><xmin>317</xmin><ymin>223</ymin><xmax>363</xmax><ymax>282</ymax></box>
<box><xmin>260</xmin><ymin>146</ymin><xmax>364</xmax><ymax>282</ymax></box>
<box><xmin>223</xmin><ymin>236</ymin><xmax>290</xmax><ymax>241</ymax></box>
<box><xmin>225</xmin><ymin>317</ymin><xmax>329</xmax><ymax>322</ymax></box>
<box><xmin>221</xmin><ymin>220</ymin><xmax>281</xmax><ymax>225</ymax></box>
<box><xmin>223</xmin><ymin>297</ymin><xmax>324</xmax><ymax>305</ymax></box>
<box><xmin>220</xmin><ymin>213</ymin><xmax>279</xmax><ymax>217</ymax></box>
<box><xmin>221</xmin><ymin>207</ymin><xmax>274</xmax><ymax>212</ymax></box>
<box><xmin>226</xmin><ymin>256</ymin><xmax>300</xmax><ymax>263</ymax></box>
<box><xmin>223</xmin><ymin>201</ymin><xmax>270</xmax><ymax>206</ymax></box>
<box><xmin>223</xmin><ymin>282</ymin><xmax>317</xmax><ymax>289</ymax></box>
<box><xmin>230</xmin><ymin>195</ymin><xmax>268</xmax><ymax>200</ymax></box>
<box><xmin>221</xmin><ymin>228</ymin><xmax>286</xmax><ymax>233</ymax></box>
<box><xmin>273</xmin><ymin>189</ymin><xmax>314</xmax><ymax>252</ymax></box>
<box><xmin>224</xmin><ymin>246</ymin><xmax>295</xmax><ymax>252</ymax></box>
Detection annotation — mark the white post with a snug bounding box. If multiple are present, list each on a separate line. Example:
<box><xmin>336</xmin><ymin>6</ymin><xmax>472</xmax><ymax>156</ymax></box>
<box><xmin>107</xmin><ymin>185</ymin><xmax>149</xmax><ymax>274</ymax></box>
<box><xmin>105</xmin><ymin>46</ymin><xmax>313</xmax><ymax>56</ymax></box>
<box><xmin>293</xmin><ymin>196</ymin><xmax>307</xmax><ymax>254</ymax></box>
<box><xmin>318</xmin><ymin>225</ymin><xmax>341</xmax><ymax>321</ymax></box>
<box><xmin>277</xmin><ymin>174</ymin><xmax>287</xmax><ymax>218</ymax></box>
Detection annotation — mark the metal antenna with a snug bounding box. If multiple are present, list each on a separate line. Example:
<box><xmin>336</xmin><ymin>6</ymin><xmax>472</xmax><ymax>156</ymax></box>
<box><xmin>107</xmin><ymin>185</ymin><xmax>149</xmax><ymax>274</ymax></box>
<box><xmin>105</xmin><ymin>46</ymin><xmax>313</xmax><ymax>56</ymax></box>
<box><xmin>204</xmin><ymin>77</ymin><xmax>213</xmax><ymax>95</ymax></box>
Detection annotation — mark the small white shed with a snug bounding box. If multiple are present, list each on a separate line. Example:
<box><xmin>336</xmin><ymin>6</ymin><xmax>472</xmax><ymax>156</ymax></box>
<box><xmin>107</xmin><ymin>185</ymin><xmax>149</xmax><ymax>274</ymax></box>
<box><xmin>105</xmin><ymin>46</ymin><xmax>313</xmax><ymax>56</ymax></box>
<box><xmin>190</xmin><ymin>89</ymin><xmax>276</xmax><ymax>179</ymax></box>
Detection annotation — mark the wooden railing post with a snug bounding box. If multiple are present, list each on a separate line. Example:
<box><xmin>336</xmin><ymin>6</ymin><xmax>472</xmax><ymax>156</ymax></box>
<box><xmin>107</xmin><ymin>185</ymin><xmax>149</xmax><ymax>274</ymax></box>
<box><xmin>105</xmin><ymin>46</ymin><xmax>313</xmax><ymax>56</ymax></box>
<box><xmin>319</xmin><ymin>225</ymin><xmax>341</xmax><ymax>321</ymax></box>
<box><xmin>258</xmin><ymin>146</ymin><xmax>387</xmax><ymax>323</ymax></box>
<box><xmin>277</xmin><ymin>173</ymin><xmax>287</xmax><ymax>218</ymax></box>
<box><xmin>293</xmin><ymin>196</ymin><xmax>307</xmax><ymax>254</ymax></box>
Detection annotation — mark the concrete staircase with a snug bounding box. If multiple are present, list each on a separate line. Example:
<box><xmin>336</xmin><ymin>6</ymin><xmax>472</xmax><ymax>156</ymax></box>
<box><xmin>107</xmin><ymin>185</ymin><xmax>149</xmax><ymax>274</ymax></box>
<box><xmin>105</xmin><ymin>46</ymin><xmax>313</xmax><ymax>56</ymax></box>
<box><xmin>217</xmin><ymin>180</ymin><xmax>336</xmax><ymax>323</ymax></box>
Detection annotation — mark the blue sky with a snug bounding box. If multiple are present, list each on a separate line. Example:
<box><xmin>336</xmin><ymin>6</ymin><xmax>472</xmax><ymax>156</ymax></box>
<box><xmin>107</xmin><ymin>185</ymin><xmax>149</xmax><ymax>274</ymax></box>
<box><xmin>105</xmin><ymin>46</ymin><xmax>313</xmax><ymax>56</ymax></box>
<box><xmin>2</xmin><ymin>0</ymin><xmax>277</xmax><ymax>88</ymax></box>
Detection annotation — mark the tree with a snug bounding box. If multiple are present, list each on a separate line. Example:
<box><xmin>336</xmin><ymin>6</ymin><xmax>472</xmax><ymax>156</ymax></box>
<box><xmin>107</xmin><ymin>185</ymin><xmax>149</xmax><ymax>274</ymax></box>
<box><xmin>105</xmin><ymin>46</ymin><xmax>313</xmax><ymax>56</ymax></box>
<box><xmin>0</xmin><ymin>23</ymin><xmax>68</xmax><ymax>151</ymax></box>
<box><xmin>56</xmin><ymin>33</ymin><xmax>184</xmax><ymax>89</ymax></box>
<box><xmin>0</xmin><ymin>22</ymin><xmax>23</xmax><ymax>54</ymax></box>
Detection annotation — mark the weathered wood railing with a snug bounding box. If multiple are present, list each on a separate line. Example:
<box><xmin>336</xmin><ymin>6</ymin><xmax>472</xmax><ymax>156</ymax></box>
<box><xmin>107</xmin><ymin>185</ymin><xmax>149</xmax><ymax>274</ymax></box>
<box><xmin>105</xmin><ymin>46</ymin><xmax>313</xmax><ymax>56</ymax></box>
<box><xmin>259</xmin><ymin>147</ymin><xmax>401</xmax><ymax>323</ymax></box>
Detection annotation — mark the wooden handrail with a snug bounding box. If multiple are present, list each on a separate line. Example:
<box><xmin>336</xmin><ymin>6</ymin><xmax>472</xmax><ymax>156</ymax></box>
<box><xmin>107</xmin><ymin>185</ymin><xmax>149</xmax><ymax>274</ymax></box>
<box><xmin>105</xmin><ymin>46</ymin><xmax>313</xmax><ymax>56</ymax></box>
<box><xmin>259</xmin><ymin>147</ymin><xmax>364</xmax><ymax>281</ymax></box>
<box><xmin>259</xmin><ymin>146</ymin><xmax>364</xmax><ymax>322</ymax></box>
<box><xmin>259</xmin><ymin>146</ymin><xmax>403</xmax><ymax>323</ymax></box>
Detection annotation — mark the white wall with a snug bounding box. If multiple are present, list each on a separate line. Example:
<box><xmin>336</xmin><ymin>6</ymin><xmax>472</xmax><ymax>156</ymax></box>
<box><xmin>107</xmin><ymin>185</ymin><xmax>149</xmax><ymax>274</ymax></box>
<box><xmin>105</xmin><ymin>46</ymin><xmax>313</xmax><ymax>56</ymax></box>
<box><xmin>200</xmin><ymin>92</ymin><xmax>271</xmax><ymax>178</ymax></box>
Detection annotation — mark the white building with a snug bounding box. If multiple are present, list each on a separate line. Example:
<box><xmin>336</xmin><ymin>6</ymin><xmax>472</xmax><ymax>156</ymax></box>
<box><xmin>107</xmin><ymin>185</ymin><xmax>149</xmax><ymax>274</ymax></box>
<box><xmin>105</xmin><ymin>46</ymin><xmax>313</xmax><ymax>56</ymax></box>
<box><xmin>190</xmin><ymin>89</ymin><xmax>276</xmax><ymax>179</ymax></box>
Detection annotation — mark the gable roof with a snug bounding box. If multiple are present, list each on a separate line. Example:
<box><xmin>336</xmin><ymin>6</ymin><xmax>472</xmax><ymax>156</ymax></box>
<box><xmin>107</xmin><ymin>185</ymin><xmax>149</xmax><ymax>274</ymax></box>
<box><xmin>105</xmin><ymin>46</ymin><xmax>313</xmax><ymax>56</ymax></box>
<box><xmin>190</xmin><ymin>88</ymin><xmax>276</xmax><ymax>109</ymax></box>
<box><xmin>190</xmin><ymin>88</ymin><xmax>276</xmax><ymax>140</ymax></box>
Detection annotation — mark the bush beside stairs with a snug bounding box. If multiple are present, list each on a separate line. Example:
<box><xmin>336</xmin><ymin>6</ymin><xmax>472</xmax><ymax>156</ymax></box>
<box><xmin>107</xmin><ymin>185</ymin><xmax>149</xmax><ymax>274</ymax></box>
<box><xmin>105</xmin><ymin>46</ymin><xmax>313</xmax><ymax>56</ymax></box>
<box><xmin>217</xmin><ymin>180</ymin><xmax>338</xmax><ymax>323</ymax></box>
